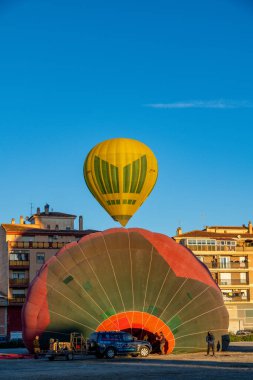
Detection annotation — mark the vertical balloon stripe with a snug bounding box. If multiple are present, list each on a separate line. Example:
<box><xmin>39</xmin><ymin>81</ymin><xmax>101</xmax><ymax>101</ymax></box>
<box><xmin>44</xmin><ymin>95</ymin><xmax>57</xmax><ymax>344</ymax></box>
<box><xmin>110</xmin><ymin>164</ymin><xmax>119</xmax><ymax>193</ymax></box>
<box><xmin>101</xmin><ymin>160</ymin><xmax>113</xmax><ymax>194</ymax></box>
<box><xmin>123</xmin><ymin>164</ymin><xmax>131</xmax><ymax>192</ymax></box>
<box><xmin>84</xmin><ymin>139</ymin><xmax>158</xmax><ymax>226</ymax></box>
<box><xmin>94</xmin><ymin>156</ymin><xmax>107</xmax><ymax>194</ymax></box>
<box><xmin>136</xmin><ymin>155</ymin><xmax>147</xmax><ymax>193</ymax></box>
<box><xmin>130</xmin><ymin>158</ymin><xmax>140</xmax><ymax>193</ymax></box>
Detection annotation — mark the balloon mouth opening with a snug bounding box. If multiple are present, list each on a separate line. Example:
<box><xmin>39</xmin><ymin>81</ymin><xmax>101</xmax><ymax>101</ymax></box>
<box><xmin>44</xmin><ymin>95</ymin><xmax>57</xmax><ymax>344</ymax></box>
<box><xmin>96</xmin><ymin>311</ymin><xmax>175</xmax><ymax>354</ymax></box>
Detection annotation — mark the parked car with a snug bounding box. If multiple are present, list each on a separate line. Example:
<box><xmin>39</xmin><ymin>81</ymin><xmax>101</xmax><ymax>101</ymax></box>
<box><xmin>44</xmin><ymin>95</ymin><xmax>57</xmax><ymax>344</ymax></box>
<box><xmin>236</xmin><ymin>330</ymin><xmax>252</xmax><ymax>336</ymax></box>
<box><xmin>87</xmin><ymin>331</ymin><xmax>152</xmax><ymax>359</ymax></box>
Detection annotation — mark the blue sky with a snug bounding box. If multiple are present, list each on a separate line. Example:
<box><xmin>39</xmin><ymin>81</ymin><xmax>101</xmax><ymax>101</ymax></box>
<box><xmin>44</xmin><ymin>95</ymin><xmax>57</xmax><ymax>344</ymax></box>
<box><xmin>0</xmin><ymin>0</ymin><xmax>253</xmax><ymax>236</ymax></box>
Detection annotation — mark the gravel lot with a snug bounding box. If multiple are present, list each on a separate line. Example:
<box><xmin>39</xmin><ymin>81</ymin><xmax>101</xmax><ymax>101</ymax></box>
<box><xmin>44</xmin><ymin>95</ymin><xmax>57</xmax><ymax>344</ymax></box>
<box><xmin>0</xmin><ymin>343</ymin><xmax>252</xmax><ymax>380</ymax></box>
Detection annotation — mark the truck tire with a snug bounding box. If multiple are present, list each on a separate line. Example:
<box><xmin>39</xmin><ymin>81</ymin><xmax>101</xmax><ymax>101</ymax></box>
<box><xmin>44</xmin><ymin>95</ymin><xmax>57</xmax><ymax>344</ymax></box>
<box><xmin>139</xmin><ymin>346</ymin><xmax>150</xmax><ymax>357</ymax></box>
<box><xmin>105</xmin><ymin>347</ymin><xmax>116</xmax><ymax>359</ymax></box>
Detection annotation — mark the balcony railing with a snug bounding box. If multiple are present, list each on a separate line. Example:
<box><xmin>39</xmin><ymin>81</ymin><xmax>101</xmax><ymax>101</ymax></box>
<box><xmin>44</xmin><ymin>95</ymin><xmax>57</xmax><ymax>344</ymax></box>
<box><xmin>224</xmin><ymin>296</ymin><xmax>249</xmax><ymax>303</ymax></box>
<box><xmin>8</xmin><ymin>297</ymin><xmax>26</xmax><ymax>304</ymax></box>
<box><xmin>204</xmin><ymin>262</ymin><xmax>248</xmax><ymax>269</ymax></box>
<box><xmin>186</xmin><ymin>244</ymin><xmax>253</xmax><ymax>252</ymax></box>
<box><xmin>9</xmin><ymin>278</ymin><xmax>29</xmax><ymax>286</ymax></box>
<box><xmin>9</xmin><ymin>241</ymin><xmax>67</xmax><ymax>249</ymax></box>
<box><xmin>219</xmin><ymin>279</ymin><xmax>249</xmax><ymax>286</ymax></box>
<box><xmin>9</xmin><ymin>260</ymin><xmax>29</xmax><ymax>267</ymax></box>
<box><xmin>186</xmin><ymin>245</ymin><xmax>236</xmax><ymax>252</ymax></box>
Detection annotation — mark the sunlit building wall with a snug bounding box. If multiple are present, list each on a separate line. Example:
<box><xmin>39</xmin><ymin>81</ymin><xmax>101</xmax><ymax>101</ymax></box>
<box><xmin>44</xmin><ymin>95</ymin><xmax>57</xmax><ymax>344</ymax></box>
<box><xmin>174</xmin><ymin>223</ymin><xmax>253</xmax><ymax>332</ymax></box>
<box><xmin>0</xmin><ymin>204</ymin><xmax>96</xmax><ymax>338</ymax></box>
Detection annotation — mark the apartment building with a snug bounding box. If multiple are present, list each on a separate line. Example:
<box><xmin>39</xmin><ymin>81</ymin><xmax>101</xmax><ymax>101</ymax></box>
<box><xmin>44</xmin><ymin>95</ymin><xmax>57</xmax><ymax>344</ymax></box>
<box><xmin>174</xmin><ymin>223</ymin><xmax>253</xmax><ymax>332</ymax></box>
<box><xmin>0</xmin><ymin>204</ymin><xmax>96</xmax><ymax>338</ymax></box>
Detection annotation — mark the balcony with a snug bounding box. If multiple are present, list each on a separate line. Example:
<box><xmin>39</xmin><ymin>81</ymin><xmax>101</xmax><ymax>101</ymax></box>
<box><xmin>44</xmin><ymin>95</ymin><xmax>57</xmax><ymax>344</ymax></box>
<box><xmin>9</xmin><ymin>241</ymin><xmax>67</xmax><ymax>249</ymax></box>
<box><xmin>9</xmin><ymin>278</ymin><xmax>29</xmax><ymax>287</ymax></box>
<box><xmin>9</xmin><ymin>260</ymin><xmax>29</xmax><ymax>268</ymax></box>
<box><xmin>219</xmin><ymin>279</ymin><xmax>249</xmax><ymax>286</ymax></box>
<box><xmin>224</xmin><ymin>296</ymin><xmax>249</xmax><ymax>303</ymax></box>
<box><xmin>8</xmin><ymin>297</ymin><xmax>26</xmax><ymax>304</ymax></box>
<box><xmin>186</xmin><ymin>244</ymin><xmax>236</xmax><ymax>252</ymax></box>
<box><xmin>204</xmin><ymin>262</ymin><xmax>248</xmax><ymax>269</ymax></box>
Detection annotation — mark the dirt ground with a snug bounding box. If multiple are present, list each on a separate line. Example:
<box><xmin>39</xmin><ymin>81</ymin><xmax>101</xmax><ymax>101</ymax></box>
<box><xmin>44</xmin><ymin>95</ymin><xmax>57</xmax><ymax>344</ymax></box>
<box><xmin>0</xmin><ymin>343</ymin><xmax>252</xmax><ymax>380</ymax></box>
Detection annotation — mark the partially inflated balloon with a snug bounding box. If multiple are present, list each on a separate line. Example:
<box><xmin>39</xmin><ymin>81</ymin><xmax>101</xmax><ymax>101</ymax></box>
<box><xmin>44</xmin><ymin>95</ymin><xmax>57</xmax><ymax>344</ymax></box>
<box><xmin>22</xmin><ymin>228</ymin><xmax>229</xmax><ymax>353</ymax></box>
<box><xmin>83</xmin><ymin>138</ymin><xmax>158</xmax><ymax>226</ymax></box>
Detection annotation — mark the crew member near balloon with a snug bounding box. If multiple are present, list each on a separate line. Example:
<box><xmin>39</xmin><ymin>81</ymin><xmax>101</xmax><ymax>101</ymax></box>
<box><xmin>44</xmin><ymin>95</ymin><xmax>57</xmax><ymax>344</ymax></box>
<box><xmin>206</xmin><ymin>331</ymin><xmax>215</xmax><ymax>356</ymax></box>
<box><xmin>33</xmin><ymin>335</ymin><xmax>40</xmax><ymax>359</ymax></box>
<box><xmin>157</xmin><ymin>331</ymin><xmax>166</xmax><ymax>355</ymax></box>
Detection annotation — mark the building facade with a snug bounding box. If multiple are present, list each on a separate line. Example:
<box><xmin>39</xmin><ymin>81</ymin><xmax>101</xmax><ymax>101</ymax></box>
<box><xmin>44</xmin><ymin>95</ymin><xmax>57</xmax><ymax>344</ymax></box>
<box><xmin>0</xmin><ymin>205</ymin><xmax>96</xmax><ymax>338</ymax></box>
<box><xmin>174</xmin><ymin>223</ymin><xmax>253</xmax><ymax>333</ymax></box>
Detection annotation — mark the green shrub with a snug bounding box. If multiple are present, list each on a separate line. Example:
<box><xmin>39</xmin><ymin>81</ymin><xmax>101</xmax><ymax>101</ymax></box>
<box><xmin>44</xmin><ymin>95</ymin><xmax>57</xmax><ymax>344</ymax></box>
<box><xmin>229</xmin><ymin>333</ymin><xmax>253</xmax><ymax>342</ymax></box>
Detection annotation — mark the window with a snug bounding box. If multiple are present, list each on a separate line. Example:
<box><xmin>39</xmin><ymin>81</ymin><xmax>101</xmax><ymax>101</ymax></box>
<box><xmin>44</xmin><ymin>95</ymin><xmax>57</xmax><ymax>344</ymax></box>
<box><xmin>220</xmin><ymin>257</ymin><xmax>230</xmax><ymax>268</ymax></box>
<box><xmin>9</xmin><ymin>250</ymin><xmax>29</xmax><ymax>261</ymax></box>
<box><xmin>122</xmin><ymin>333</ymin><xmax>133</xmax><ymax>342</ymax></box>
<box><xmin>12</xmin><ymin>271</ymin><xmax>25</xmax><ymax>279</ymax></box>
<box><xmin>36</xmin><ymin>252</ymin><xmax>45</xmax><ymax>264</ymax></box>
<box><xmin>240</xmin><ymin>273</ymin><xmax>247</xmax><ymax>284</ymax></box>
<box><xmin>220</xmin><ymin>273</ymin><xmax>231</xmax><ymax>285</ymax></box>
<box><xmin>12</xmin><ymin>289</ymin><xmax>26</xmax><ymax>298</ymax></box>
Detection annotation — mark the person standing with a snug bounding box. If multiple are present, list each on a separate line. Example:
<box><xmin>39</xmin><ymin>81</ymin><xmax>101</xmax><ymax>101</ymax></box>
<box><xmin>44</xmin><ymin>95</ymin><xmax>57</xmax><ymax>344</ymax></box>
<box><xmin>33</xmin><ymin>335</ymin><xmax>40</xmax><ymax>359</ymax></box>
<box><xmin>158</xmin><ymin>331</ymin><xmax>166</xmax><ymax>355</ymax></box>
<box><xmin>143</xmin><ymin>333</ymin><xmax>149</xmax><ymax>341</ymax></box>
<box><xmin>206</xmin><ymin>331</ymin><xmax>215</xmax><ymax>356</ymax></box>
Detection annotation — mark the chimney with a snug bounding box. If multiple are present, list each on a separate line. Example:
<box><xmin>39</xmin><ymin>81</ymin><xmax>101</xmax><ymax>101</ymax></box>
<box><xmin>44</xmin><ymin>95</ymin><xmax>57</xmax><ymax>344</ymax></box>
<box><xmin>79</xmin><ymin>216</ymin><xmax>83</xmax><ymax>231</ymax></box>
<box><xmin>20</xmin><ymin>216</ymin><xmax>24</xmax><ymax>224</ymax></box>
<box><xmin>37</xmin><ymin>207</ymin><xmax>40</xmax><ymax>215</ymax></box>
<box><xmin>176</xmin><ymin>227</ymin><xmax>182</xmax><ymax>236</ymax></box>
<box><xmin>248</xmin><ymin>221</ymin><xmax>252</xmax><ymax>234</ymax></box>
<box><xmin>44</xmin><ymin>204</ymin><xmax>49</xmax><ymax>215</ymax></box>
<box><xmin>11</xmin><ymin>218</ymin><xmax>15</xmax><ymax>224</ymax></box>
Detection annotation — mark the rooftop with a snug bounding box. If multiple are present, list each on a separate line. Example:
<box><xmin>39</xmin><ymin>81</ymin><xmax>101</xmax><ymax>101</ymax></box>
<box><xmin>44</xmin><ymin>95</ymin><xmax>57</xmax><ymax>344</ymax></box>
<box><xmin>1</xmin><ymin>224</ymin><xmax>97</xmax><ymax>236</ymax></box>
<box><xmin>175</xmin><ymin>229</ymin><xmax>253</xmax><ymax>240</ymax></box>
<box><xmin>28</xmin><ymin>211</ymin><xmax>76</xmax><ymax>220</ymax></box>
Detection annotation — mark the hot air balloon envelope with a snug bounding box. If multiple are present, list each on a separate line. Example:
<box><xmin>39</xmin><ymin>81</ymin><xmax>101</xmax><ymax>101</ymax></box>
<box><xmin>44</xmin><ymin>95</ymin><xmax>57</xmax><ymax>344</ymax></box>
<box><xmin>83</xmin><ymin>138</ymin><xmax>158</xmax><ymax>226</ymax></box>
<box><xmin>22</xmin><ymin>228</ymin><xmax>228</xmax><ymax>353</ymax></box>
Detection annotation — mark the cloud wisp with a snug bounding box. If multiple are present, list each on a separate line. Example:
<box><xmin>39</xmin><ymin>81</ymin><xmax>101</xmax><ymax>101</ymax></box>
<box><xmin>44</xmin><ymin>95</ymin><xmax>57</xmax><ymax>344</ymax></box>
<box><xmin>146</xmin><ymin>100</ymin><xmax>253</xmax><ymax>109</ymax></box>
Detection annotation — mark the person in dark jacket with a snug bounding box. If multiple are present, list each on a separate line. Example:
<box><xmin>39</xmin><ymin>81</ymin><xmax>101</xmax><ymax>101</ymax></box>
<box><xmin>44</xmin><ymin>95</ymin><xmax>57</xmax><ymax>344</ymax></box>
<box><xmin>206</xmin><ymin>331</ymin><xmax>215</xmax><ymax>356</ymax></box>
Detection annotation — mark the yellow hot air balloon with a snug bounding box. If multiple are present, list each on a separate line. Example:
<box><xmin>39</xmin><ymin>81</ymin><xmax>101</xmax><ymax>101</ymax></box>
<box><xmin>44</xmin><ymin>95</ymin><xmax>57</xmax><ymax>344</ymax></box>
<box><xmin>84</xmin><ymin>138</ymin><xmax>158</xmax><ymax>226</ymax></box>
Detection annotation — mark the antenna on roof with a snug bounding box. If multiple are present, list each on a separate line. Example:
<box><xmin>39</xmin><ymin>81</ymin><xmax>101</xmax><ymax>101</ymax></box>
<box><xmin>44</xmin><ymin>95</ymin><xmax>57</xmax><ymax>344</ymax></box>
<box><xmin>30</xmin><ymin>203</ymin><xmax>33</xmax><ymax>216</ymax></box>
<box><xmin>200</xmin><ymin>211</ymin><xmax>206</xmax><ymax>229</ymax></box>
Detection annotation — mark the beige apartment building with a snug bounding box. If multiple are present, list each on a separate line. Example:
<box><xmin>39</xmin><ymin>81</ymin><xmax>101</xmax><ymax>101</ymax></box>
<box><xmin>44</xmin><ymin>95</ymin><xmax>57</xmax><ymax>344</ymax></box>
<box><xmin>0</xmin><ymin>204</ymin><xmax>96</xmax><ymax>338</ymax></box>
<box><xmin>174</xmin><ymin>223</ymin><xmax>253</xmax><ymax>333</ymax></box>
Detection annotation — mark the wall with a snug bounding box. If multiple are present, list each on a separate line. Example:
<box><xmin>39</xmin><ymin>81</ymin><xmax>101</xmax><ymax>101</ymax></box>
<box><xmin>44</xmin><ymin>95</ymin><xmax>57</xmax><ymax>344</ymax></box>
<box><xmin>0</xmin><ymin>227</ymin><xmax>8</xmax><ymax>296</ymax></box>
